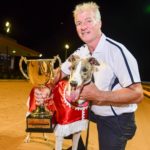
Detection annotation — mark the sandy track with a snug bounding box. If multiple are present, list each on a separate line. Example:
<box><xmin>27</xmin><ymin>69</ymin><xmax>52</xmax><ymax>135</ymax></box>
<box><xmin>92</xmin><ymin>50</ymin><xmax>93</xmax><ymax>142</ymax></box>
<box><xmin>0</xmin><ymin>80</ymin><xmax>150</xmax><ymax>150</ymax></box>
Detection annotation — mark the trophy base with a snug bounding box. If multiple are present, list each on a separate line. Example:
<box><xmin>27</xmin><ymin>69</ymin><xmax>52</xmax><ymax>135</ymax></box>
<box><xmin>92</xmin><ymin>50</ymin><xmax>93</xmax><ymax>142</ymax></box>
<box><xmin>26</xmin><ymin>114</ymin><xmax>55</xmax><ymax>133</ymax></box>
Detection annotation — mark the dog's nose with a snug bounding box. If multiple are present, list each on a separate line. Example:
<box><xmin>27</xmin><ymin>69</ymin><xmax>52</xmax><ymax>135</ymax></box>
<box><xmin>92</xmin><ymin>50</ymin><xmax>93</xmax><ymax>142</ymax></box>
<box><xmin>70</xmin><ymin>81</ymin><xmax>78</xmax><ymax>87</ymax></box>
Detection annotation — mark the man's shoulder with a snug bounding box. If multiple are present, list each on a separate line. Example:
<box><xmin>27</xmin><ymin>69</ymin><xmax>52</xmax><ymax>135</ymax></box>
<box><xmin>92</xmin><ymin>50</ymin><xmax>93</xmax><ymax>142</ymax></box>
<box><xmin>73</xmin><ymin>44</ymin><xmax>89</xmax><ymax>56</ymax></box>
<box><xmin>105</xmin><ymin>37</ymin><xmax>125</xmax><ymax>49</ymax></box>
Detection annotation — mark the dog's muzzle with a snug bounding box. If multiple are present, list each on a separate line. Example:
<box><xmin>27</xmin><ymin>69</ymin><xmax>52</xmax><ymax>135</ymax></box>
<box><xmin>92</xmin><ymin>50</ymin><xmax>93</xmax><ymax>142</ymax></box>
<box><xmin>70</xmin><ymin>80</ymin><xmax>78</xmax><ymax>87</ymax></box>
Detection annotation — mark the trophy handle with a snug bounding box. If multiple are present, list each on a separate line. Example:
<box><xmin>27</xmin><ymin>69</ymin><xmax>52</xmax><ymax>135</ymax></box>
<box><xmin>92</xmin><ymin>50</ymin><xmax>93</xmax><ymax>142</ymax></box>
<box><xmin>53</xmin><ymin>55</ymin><xmax>62</xmax><ymax>77</ymax></box>
<box><xmin>47</xmin><ymin>55</ymin><xmax>62</xmax><ymax>84</ymax></box>
<box><xmin>54</xmin><ymin>55</ymin><xmax>62</xmax><ymax>67</ymax></box>
<box><xmin>19</xmin><ymin>56</ymin><xmax>29</xmax><ymax>79</ymax></box>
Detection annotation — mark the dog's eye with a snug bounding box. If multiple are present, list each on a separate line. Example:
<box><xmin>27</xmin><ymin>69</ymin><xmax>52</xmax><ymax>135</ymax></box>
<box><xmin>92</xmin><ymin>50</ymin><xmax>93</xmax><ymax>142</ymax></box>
<box><xmin>82</xmin><ymin>67</ymin><xmax>88</xmax><ymax>72</ymax></box>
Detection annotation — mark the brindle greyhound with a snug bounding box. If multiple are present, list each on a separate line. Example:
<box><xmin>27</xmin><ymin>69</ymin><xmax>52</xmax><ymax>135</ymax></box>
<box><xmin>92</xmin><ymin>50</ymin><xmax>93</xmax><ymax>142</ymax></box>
<box><xmin>53</xmin><ymin>55</ymin><xmax>100</xmax><ymax>150</ymax></box>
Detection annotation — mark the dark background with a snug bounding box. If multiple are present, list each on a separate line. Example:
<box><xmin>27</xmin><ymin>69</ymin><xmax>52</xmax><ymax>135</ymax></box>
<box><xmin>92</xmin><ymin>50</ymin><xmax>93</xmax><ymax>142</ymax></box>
<box><xmin>0</xmin><ymin>0</ymin><xmax>149</xmax><ymax>81</ymax></box>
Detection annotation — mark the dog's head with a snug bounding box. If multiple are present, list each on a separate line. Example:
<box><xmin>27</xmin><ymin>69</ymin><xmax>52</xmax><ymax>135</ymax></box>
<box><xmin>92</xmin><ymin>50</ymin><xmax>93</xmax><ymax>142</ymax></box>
<box><xmin>68</xmin><ymin>55</ymin><xmax>100</xmax><ymax>87</ymax></box>
<box><xmin>65</xmin><ymin>55</ymin><xmax>100</xmax><ymax>103</ymax></box>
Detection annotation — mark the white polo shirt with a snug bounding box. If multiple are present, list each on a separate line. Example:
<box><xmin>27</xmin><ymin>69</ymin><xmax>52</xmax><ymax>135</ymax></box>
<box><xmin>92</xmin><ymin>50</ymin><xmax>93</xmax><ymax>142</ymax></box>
<box><xmin>61</xmin><ymin>34</ymin><xmax>141</xmax><ymax>116</ymax></box>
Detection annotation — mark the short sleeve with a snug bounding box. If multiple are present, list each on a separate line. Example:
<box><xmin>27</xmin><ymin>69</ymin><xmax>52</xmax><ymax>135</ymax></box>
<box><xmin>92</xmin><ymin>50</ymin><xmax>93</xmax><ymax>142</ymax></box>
<box><xmin>111</xmin><ymin>45</ymin><xmax>141</xmax><ymax>87</ymax></box>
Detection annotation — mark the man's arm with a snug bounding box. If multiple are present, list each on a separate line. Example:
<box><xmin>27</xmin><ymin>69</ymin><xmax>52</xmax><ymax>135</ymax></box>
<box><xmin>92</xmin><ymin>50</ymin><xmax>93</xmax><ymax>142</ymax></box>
<box><xmin>80</xmin><ymin>82</ymin><xmax>144</xmax><ymax>105</ymax></box>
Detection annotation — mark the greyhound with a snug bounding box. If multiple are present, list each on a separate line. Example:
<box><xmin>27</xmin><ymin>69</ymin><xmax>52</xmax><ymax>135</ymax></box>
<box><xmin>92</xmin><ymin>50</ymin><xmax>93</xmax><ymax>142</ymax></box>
<box><xmin>53</xmin><ymin>55</ymin><xmax>100</xmax><ymax>150</ymax></box>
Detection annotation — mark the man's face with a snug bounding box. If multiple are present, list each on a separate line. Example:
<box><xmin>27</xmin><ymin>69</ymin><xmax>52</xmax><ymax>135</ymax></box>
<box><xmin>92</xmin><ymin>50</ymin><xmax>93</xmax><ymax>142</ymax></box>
<box><xmin>75</xmin><ymin>10</ymin><xmax>101</xmax><ymax>44</ymax></box>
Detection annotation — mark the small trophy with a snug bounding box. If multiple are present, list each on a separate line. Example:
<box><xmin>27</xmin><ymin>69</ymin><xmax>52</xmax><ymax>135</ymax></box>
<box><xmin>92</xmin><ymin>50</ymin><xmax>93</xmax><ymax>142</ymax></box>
<box><xmin>19</xmin><ymin>55</ymin><xmax>61</xmax><ymax>132</ymax></box>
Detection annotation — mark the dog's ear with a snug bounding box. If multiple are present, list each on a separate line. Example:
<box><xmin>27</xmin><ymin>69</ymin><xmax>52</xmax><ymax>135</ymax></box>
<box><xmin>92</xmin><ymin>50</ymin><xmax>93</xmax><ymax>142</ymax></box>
<box><xmin>88</xmin><ymin>57</ymin><xmax>100</xmax><ymax>66</ymax></box>
<box><xmin>68</xmin><ymin>55</ymin><xmax>80</xmax><ymax>62</ymax></box>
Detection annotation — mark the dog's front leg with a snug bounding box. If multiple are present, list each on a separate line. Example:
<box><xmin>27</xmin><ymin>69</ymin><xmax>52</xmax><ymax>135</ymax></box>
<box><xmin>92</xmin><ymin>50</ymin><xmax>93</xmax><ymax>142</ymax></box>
<box><xmin>43</xmin><ymin>133</ymin><xmax>48</xmax><ymax>141</ymax></box>
<box><xmin>24</xmin><ymin>132</ymin><xmax>31</xmax><ymax>143</ymax></box>
<box><xmin>55</xmin><ymin>136</ymin><xmax>64</xmax><ymax>150</ymax></box>
<box><xmin>72</xmin><ymin>132</ymin><xmax>81</xmax><ymax>150</ymax></box>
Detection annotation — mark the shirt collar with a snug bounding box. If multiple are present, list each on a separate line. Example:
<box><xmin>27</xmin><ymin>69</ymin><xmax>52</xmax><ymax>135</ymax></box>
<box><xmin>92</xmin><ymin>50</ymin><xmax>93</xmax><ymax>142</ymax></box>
<box><xmin>94</xmin><ymin>33</ymin><xmax>106</xmax><ymax>53</ymax></box>
<box><xmin>80</xmin><ymin>33</ymin><xmax>107</xmax><ymax>57</ymax></box>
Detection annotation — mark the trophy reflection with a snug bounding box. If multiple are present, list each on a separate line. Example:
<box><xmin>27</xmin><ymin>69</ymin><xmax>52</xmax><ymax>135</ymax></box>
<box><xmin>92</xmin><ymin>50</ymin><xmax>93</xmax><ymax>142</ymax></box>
<box><xmin>19</xmin><ymin>55</ymin><xmax>61</xmax><ymax>119</ymax></box>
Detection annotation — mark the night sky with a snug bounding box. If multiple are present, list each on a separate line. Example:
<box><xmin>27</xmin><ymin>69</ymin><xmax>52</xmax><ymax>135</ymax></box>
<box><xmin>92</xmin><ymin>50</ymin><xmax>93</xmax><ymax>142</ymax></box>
<box><xmin>0</xmin><ymin>0</ymin><xmax>150</xmax><ymax>81</ymax></box>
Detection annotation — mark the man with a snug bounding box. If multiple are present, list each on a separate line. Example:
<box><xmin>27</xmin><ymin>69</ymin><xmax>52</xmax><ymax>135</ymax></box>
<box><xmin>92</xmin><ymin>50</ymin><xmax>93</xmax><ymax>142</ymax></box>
<box><xmin>60</xmin><ymin>2</ymin><xmax>143</xmax><ymax>150</ymax></box>
<box><xmin>35</xmin><ymin>1</ymin><xmax>143</xmax><ymax>150</ymax></box>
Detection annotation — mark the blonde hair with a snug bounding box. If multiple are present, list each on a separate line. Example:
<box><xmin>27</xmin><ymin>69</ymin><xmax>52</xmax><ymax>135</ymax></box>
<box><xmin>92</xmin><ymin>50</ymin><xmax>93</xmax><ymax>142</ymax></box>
<box><xmin>73</xmin><ymin>2</ymin><xmax>101</xmax><ymax>21</ymax></box>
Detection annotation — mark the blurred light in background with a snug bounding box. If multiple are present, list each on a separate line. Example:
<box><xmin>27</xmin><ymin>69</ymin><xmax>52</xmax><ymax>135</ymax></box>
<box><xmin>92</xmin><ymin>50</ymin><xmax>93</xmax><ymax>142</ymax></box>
<box><xmin>5</xmin><ymin>21</ymin><xmax>11</xmax><ymax>34</ymax></box>
<box><xmin>64</xmin><ymin>43</ymin><xmax>70</xmax><ymax>59</ymax></box>
<box><xmin>39</xmin><ymin>53</ymin><xmax>43</xmax><ymax>57</ymax></box>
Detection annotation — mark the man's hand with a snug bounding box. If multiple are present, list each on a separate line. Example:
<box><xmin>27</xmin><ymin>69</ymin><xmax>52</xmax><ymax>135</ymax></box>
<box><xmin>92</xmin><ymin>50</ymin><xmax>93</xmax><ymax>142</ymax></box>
<box><xmin>79</xmin><ymin>82</ymin><xmax>100</xmax><ymax>102</ymax></box>
<box><xmin>34</xmin><ymin>86</ymin><xmax>51</xmax><ymax>106</ymax></box>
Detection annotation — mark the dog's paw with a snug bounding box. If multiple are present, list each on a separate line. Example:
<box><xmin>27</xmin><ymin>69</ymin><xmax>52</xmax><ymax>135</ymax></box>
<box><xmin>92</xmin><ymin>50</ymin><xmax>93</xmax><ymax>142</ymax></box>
<box><xmin>24</xmin><ymin>137</ymin><xmax>30</xmax><ymax>143</ymax></box>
